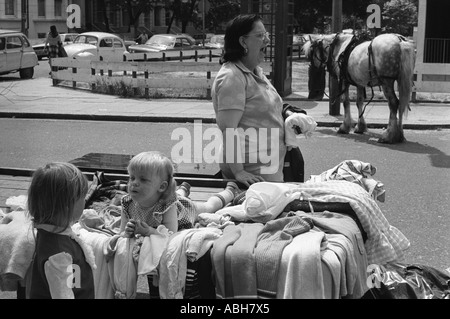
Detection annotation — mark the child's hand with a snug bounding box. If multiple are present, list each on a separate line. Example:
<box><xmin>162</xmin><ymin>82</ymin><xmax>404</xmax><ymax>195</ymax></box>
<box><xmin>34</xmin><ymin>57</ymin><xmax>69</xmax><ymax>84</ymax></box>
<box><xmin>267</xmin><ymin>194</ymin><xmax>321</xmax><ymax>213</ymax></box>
<box><xmin>134</xmin><ymin>220</ymin><xmax>153</xmax><ymax>237</ymax></box>
<box><xmin>124</xmin><ymin>219</ymin><xmax>136</xmax><ymax>238</ymax></box>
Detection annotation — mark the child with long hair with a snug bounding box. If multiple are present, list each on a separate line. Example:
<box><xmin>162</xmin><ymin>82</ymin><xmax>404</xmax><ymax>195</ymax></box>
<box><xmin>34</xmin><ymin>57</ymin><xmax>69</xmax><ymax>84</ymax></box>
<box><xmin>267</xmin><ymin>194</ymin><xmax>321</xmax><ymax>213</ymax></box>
<box><xmin>27</xmin><ymin>162</ymin><xmax>95</xmax><ymax>299</ymax></box>
<box><xmin>120</xmin><ymin>151</ymin><xmax>239</xmax><ymax>238</ymax></box>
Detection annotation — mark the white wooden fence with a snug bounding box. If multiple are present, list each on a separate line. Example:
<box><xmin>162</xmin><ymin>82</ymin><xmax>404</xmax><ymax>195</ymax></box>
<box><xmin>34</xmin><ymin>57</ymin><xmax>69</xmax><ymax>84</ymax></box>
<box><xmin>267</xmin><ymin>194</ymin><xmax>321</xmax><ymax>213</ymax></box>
<box><xmin>50</xmin><ymin>50</ymin><xmax>273</xmax><ymax>99</ymax></box>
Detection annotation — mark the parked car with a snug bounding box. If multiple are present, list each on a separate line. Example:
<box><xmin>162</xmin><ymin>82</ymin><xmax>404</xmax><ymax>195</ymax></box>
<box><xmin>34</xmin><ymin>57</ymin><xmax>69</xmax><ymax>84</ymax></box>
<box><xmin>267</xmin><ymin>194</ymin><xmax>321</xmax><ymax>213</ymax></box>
<box><xmin>31</xmin><ymin>33</ymin><xmax>79</xmax><ymax>60</ymax></box>
<box><xmin>112</xmin><ymin>33</ymin><xmax>136</xmax><ymax>51</ymax></box>
<box><xmin>204</xmin><ymin>34</ymin><xmax>225</xmax><ymax>49</ymax></box>
<box><xmin>0</xmin><ymin>29</ymin><xmax>38</xmax><ymax>79</ymax></box>
<box><xmin>193</xmin><ymin>33</ymin><xmax>214</xmax><ymax>45</ymax></box>
<box><xmin>64</xmin><ymin>32</ymin><xmax>129</xmax><ymax>62</ymax></box>
<box><xmin>128</xmin><ymin>34</ymin><xmax>202</xmax><ymax>60</ymax></box>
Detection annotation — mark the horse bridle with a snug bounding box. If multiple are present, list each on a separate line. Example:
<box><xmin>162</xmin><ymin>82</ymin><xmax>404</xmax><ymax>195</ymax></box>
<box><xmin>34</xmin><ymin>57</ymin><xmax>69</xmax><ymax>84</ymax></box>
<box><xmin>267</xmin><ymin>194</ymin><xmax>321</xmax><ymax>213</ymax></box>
<box><xmin>309</xmin><ymin>35</ymin><xmax>342</xmax><ymax>76</ymax></box>
<box><xmin>309</xmin><ymin>39</ymin><xmax>329</xmax><ymax>70</ymax></box>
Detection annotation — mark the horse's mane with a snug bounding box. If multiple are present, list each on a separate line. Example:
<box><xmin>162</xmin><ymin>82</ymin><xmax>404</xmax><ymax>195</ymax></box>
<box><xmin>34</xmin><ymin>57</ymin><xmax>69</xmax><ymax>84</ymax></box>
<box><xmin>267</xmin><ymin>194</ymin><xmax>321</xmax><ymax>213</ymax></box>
<box><xmin>302</xmin><ymin>40</ymin><xmax>313</xmax><ymax>58</ymax></box>
<box><xmin>301</xmin><ymin>34</ymin><xmax>336</xmax><ymax>60</ymax></box>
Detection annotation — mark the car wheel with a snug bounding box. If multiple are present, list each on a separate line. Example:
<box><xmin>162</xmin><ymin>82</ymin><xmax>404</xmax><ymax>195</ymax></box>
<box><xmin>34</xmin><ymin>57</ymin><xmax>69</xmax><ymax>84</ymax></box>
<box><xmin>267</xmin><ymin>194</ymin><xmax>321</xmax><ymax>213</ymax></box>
<box><xmin>19</xmin><ymin>67</ymin><xmax>34</xmax><ymax>79</ymax></box>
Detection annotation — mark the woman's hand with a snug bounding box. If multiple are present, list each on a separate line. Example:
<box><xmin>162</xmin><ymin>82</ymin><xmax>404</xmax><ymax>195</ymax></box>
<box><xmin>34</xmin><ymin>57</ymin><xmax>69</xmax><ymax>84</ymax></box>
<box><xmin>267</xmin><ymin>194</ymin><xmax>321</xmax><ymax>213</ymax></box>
<box><xmin>234</xmin><ymin>170</ymin><xmax>265</xmax><ymax>188</ymax></box>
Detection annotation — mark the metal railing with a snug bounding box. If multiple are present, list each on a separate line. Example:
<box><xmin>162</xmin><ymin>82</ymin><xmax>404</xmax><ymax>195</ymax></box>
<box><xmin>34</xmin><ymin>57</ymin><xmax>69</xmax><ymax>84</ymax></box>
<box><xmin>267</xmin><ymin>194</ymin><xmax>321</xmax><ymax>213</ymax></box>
<box><xmin>424</xmin><ymin>38</ymin><xmax>450</xmax><ymax>63</ymax></box>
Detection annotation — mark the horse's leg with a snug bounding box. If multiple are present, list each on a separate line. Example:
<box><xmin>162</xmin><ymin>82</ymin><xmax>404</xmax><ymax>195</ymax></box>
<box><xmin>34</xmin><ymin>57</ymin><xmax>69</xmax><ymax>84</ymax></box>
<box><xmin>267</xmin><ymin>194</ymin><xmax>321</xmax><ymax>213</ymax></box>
<box><xmin>337</xmin><ymin>86</ymin><xmax>353</xmax><ymax>134</ymax></box>
<box><xmin>354</xmin><ymin>86</ymin><xmax>367</xmax><ymax>134</ymax></box>
<box><xmin>379</xmin><ymin>79</ymin><xmax>404</xmax><ymax>143</ymax></box>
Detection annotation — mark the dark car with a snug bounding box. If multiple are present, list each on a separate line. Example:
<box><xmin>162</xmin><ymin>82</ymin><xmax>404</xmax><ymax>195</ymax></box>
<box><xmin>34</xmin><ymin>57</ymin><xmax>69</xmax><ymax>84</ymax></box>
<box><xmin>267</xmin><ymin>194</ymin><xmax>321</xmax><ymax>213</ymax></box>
<box><xmin>129</xmin><ymin>34</ymin><xmax>201</xmax><ymax>58</ymax></box>
<box><xmin>193</xmin><ymin>33</ymin><xmax>214</xmax><ymax>45</ymax></box>
<box><xmin>129</xmin><ymin>34</ymin><xmax>199</xmax><ymax>53</ymax></box>
<box><xmin>128</xmin><ymin>33</ymin><xmax>202</xmax><ymax>60</ymax></box>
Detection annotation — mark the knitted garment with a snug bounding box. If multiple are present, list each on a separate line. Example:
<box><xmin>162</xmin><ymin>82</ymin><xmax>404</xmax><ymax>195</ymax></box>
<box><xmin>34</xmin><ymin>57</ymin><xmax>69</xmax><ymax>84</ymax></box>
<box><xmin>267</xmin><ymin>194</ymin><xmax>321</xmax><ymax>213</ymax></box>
<box><xmin>229</xmin><ymin>223</ymin><xmax>264</xmax><ymax>299</ymax></box>
<box><xmin>255</xmin><ymin>216</ymin><xmax>313</xmax><ymax>298</ymax></box>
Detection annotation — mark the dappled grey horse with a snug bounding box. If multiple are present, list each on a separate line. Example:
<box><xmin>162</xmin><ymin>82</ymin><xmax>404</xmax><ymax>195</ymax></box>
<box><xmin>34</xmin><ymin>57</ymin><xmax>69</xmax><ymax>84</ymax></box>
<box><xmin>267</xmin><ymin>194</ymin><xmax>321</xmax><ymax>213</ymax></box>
<box><xmin>303</xmin><ymin>32</ymin><xmax>416</xmax><ymax>143</ymax></box>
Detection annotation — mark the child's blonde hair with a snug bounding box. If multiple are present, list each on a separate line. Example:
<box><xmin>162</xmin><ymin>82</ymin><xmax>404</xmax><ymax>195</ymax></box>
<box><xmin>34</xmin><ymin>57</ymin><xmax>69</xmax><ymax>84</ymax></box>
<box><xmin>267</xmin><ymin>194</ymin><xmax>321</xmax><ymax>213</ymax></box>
<box><xmin>127</xmin><ymin>151</ymin><xmax>177</xmax><ymax>202</ymax></box>
<box><xmin>27</xmin><ymin>162</ymin><xmax>88</xmax><ymax>231</ymax></box>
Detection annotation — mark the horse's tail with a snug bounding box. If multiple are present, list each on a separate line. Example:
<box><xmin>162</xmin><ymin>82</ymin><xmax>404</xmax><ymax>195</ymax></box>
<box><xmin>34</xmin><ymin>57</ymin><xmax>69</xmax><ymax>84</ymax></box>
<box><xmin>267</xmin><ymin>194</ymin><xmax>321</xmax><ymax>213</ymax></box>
<box><xmin>398</xmin><ymin>40</ymin><xmax>416</xmax><ymax>120</ymax></box>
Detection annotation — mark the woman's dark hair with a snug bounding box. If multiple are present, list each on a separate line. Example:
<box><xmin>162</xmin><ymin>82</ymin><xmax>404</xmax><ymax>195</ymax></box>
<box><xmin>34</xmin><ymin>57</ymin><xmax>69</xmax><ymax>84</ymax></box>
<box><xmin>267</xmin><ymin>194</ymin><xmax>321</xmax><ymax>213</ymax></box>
<box><xmin>221</xmin><ymin>14</ymin><xmax>262</xmax><ymax>64</ymax></box>
<box><xmin>50</xmin><ymin>25</ymin><xmax>58</xmax><ymax>37</ymax></box>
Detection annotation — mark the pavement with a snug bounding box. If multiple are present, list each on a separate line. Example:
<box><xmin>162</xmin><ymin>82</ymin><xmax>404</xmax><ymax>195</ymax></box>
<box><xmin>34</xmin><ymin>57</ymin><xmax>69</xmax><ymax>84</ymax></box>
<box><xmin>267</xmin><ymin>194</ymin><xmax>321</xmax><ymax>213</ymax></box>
<box><xmin>1</xmin><ymin>77</ymin><xmax>450</xmax><ymax>129</ymax></box>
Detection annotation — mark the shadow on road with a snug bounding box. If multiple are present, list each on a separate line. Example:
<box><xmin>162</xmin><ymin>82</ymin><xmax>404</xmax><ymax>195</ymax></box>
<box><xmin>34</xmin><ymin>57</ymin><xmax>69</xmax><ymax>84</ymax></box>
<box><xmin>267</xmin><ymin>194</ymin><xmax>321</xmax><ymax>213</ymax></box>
<box><xmin>318</xmin><ymin>128</ymin><xmax>450</xmax><ymax>169</ymax></box>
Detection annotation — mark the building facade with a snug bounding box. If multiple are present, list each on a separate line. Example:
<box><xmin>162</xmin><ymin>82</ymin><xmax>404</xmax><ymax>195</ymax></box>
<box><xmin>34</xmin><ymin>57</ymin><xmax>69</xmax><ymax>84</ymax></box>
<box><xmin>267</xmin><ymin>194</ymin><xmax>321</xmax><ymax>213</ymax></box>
<box><xmin>414</xmin><ymin>0</ymin><xmax>450</xmax><ymax>94</ymax></box>
<box><xmin>0</xmin><ymin>0</ymin><xmax>83</xmax><ymax>38</ymax></box>
<box><xmin>0</xmin><ymin>0</ymin><xmax>206</xmax><ymax>40</ymax></box>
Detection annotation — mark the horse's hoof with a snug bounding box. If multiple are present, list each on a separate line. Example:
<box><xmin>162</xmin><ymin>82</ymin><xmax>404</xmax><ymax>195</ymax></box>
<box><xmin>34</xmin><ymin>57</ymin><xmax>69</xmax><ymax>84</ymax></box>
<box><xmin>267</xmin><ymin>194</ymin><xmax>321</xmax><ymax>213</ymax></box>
<box><xmin>337</xmin><ymin>127</ymin><xmax>350</xmax><ymax>135</ymax></box>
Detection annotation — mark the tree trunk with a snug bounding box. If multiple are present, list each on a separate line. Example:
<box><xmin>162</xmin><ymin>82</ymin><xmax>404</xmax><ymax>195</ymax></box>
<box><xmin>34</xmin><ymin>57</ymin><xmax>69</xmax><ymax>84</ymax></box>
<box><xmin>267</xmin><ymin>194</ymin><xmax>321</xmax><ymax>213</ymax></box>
<box><xmin>166</xmin><ymin>13</ymin><xmax>175</xmax><ymax>33</ymax></box>
<box><xmin>99</xmin><ymin>0</ymin><xmax>110</xmax><ymax>32</ymax></box>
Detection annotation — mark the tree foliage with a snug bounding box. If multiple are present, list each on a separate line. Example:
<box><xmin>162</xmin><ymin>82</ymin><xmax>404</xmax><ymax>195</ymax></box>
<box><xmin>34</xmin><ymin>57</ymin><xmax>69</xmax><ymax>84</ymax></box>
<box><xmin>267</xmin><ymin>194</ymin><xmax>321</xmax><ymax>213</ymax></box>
<box><xmin>382</xmin><ymin>0</ymin><xmax>417</xmax><ymax>36</ymax></box>
<box><xmin>98</xmin><ymin>0</ymin><xmax>418</xmax><ymax>37</ymax></box>
<box><xmin>292</xmin><ymin>0</ymin><xmax>417</xmax><ymax>35</ymax></box>
<box><xmin>164</xmin><ymin>0</ymin><xmax>201</xmax><ymax>33</ymax></box>
<box><xmin>206</xmin><ymin>0</ymin><xmax>240</xmax><ymax>32</ymax></box>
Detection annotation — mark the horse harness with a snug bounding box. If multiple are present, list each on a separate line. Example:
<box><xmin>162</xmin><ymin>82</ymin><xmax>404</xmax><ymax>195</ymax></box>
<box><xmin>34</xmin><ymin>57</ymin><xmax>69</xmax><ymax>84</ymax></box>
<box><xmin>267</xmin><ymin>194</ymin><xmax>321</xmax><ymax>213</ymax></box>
<box><xmin>327</xmin><ymin>32</ymin><xmax>409</xmax><ymax>88</ymax></box>
<box><xmin>323</xmin><ymin>32</ymin><xmax>406</xmax><ymax>117</ymax></box>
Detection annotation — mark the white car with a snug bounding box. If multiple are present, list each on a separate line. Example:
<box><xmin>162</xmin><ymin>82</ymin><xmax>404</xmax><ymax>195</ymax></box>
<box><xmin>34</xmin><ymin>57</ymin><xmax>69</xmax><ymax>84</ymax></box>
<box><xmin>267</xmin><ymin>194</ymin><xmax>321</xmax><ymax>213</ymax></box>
<box><xmin>64</xmin><ymin>32</ymin><xmax>129</xmax><ymax>62</ymax></box>
<box><xmin>31</xmin><ymin>33</ymin><xmax>79</xmax><ymax>60</ymax></box>
<box><xmin>204</xmin><ymin>34</ymin><xmax>225</xmax><ymax>49</ymax></box>
<box><xmin>0</xmin><ymin>29</ymin><xmax>38</xmax><ymax>79</ymax></box>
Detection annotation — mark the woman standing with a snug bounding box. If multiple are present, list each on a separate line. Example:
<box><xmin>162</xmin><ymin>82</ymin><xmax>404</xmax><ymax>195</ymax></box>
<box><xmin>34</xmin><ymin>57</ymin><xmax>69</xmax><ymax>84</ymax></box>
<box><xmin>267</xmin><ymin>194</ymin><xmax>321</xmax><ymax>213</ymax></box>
<box><xmin>212</xmin><ymin>14</ymin><xmax>315</xmax><ymax>187</ymax></box>
<box><xmin>44</xmin><ymin>25</ymin><xmax>62</xmax><ymax>74</ymax></box>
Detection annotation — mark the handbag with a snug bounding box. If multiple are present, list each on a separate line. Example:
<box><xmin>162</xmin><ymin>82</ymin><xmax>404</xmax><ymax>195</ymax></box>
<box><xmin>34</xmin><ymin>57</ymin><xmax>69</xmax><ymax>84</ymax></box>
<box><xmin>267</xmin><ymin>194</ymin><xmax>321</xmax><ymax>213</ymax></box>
<box><xmin>58</xmin><ymin>44</ymin><xmax>68</xmax><ymax>57</ymax></box>
<box><xmin>283</xmin><ymin>147</ymin><xmax>304</xmax><ymax>183</ymax></box>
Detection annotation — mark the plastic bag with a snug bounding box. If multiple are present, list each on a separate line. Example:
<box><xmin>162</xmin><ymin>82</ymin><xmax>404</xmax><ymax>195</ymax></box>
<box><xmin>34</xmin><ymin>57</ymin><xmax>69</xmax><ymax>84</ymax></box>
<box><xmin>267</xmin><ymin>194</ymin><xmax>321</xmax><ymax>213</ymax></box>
<box><xmin>363</xmin><ymin>262</ymin><xmax>450</xmax><ymax>299</ymax></box>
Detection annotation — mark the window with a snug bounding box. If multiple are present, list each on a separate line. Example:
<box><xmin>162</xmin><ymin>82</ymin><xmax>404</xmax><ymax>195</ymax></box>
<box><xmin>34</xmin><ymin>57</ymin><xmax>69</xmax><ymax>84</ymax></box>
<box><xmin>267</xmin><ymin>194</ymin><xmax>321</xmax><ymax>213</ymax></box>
<box><xmin>38</xmin><ymin>0</ymin><xmax>46</xmax><ymax>17</ymax></box>
<box><xmin>5</xmin><ymin>0</ymin><xmax>15</xmax><ymax>15</ymax></box>
<box><xmin>0</xmin><ymin>38</ymin><xmax>5</xmax><ymax>50</ymax></box>
<box><xmin>54</xmin><ymin>0</ymin><xmax>62</xmax><ymax>17</ymax></box>
<box><xmin>6</xmin><ymin>36</ymin><xmax>23</xmax><ymax>50</ymax></box>
<box><xmin>165</xmin><ymin>10</ymin><xmax>171</xmax><ymax>26</ymax></box>
<box><xmin>99</xmin><ymin>38</ymin><xmax>113</xmax><ymax>47</ymax></box>
<box><xmin>113</xmin><ymin>39</ymin><xmax>124</xmax><ymax>48</ymax></box>
<box><xmin>154</xmin><ymin>7</ymin><xmax>162</xmax><ymax>26</ymax></box>
<box><xmin>21</xmin><ymin>36</ymin><xmax>31</xmax><ymax>47</ymax></box>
